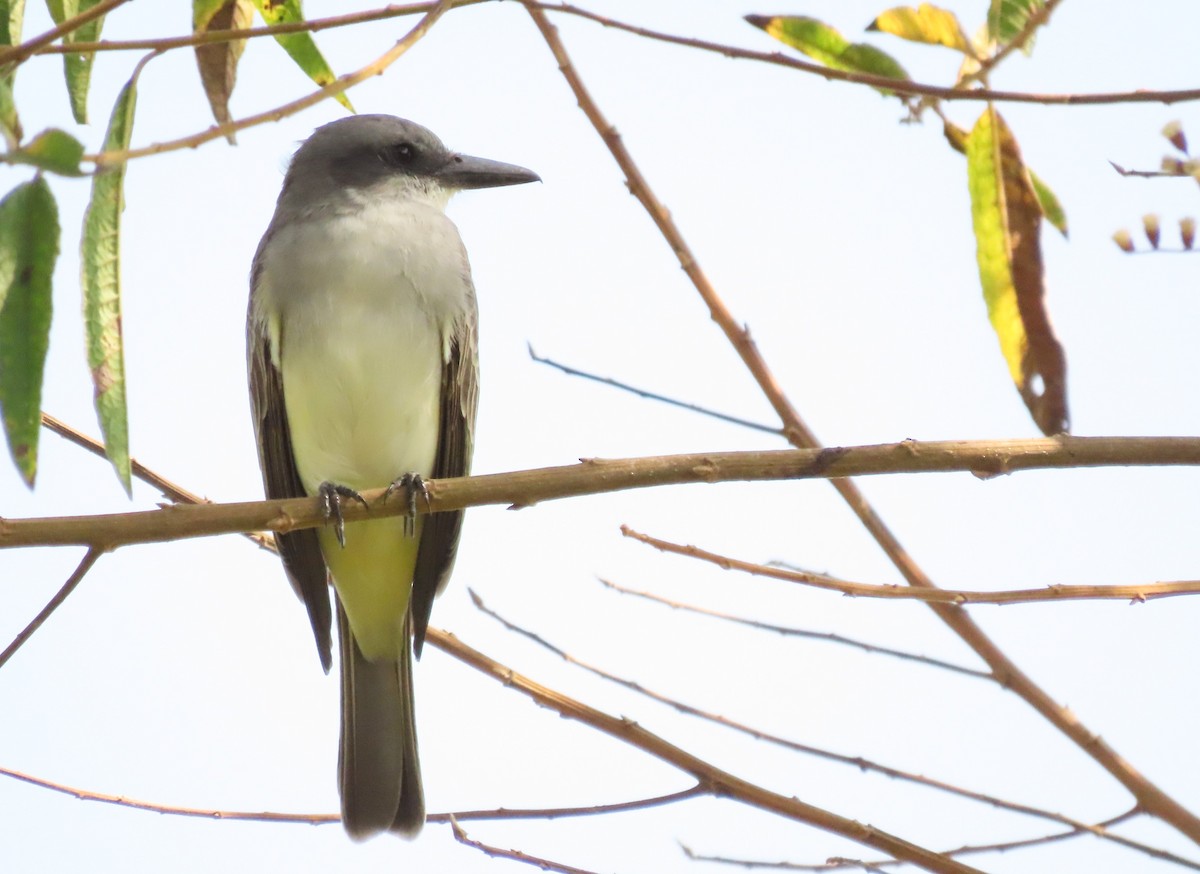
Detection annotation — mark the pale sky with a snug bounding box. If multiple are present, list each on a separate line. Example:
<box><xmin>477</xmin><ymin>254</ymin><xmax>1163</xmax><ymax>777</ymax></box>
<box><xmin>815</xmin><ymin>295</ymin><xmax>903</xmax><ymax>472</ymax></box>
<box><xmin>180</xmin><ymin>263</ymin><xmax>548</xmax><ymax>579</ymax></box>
<box><xmin>4</xmin><ymin>2</ymin><xmax>1200</xmax><ymax>872</ymax></box>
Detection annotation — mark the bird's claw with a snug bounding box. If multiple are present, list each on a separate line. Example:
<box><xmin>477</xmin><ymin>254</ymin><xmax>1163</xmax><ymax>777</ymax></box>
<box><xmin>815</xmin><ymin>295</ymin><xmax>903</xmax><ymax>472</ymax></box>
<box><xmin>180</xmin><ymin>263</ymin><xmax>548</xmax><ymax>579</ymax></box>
<box><xmin>384</xmin><ymin>472</ymin><xmax>430</xmax><ymax>538</ymax></box>
<box><xmin>318</xmin><ymin>481</ymin><xmax>368</xmax><ymax>547</ymax></box>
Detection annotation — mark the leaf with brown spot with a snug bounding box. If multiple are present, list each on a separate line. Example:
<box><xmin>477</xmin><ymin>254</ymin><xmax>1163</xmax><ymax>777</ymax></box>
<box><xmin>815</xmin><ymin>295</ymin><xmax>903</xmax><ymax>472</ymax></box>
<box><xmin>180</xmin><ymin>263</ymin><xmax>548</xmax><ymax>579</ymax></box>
<box><xmin>81</xmin><ymin>61</ymin><xmax>145</xmax><ymax>495</ymax></box>
<box><xmin>193</xmin><ymin>0</ymin><xmax>254</xmax><ymax>143</ymax></box>
<box><xmin>966</xmin><ymin>105</ymin><xmax>1068</xmax><ymax>435</ymax></box>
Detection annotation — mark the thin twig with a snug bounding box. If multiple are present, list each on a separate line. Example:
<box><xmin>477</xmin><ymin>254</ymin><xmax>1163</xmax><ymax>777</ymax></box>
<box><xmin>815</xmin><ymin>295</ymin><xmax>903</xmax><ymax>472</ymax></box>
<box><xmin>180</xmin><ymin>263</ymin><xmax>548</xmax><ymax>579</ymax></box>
<box><xmin>0</xmin><ymin>0</ymin><xmax>130</xmax><ymax>66</ymax></box>
<box><xmin>529</xmin><ymin>345</ymin><xmax>780</xmax><ymax>434</ymax></box>
<box><xmin>428</xmin><ymin>628</ymin><xmax>986</xmax><ymax>874</ymax></box>
<box><xmin>88</xmin><ymin>0</ymin><xmax>455</xmax><ymax>167</ymax></box>
<box><xmin>32</xmin><ymin>0</ymin><xmax>488</xmax><ymax>56</ymax></box>
<box><xmin>595</xmin><ymin>578</ymin><xmax>991</xmax><ymax>680</ymax></box>
<box><xmin>622</xmin><ymin>527</ymin><xmax>1200</xmax><ymax>606</ymax></box>
<box><xmin>965</xmin><ymin>0</ymin><xmax>1065</xmax><ymax>85</ymax></box>
<box><xmin>450</xmin><ymin>817</ymin><xmax>602</xmax><ymax>874</ymax></box>
<box><xmin>533</xmin><ymin>2</ymin><xmax>1200</xmax><ymax>107</ymax></box>
<box><xmin>469</xmin><ymin>590</ymin><xmax>1186</xmax><ymax>867</ymax></box>
<box><xmin>0</xmin><ymin>548</ymin><xmax>103</xmax><ymax>670</ymax></box>
<box><xmin>518</xmin><ymin>3</ymin><xmax>1200</xmax><ymax>846</ymax></box>
<box><xmin>1109</xmin><ymin>161</ymin><xmax>1187</xmax><ymax>179</ymax></box>
<box><xmin>0</xmin><ymin>764</ymin><xmax>700</xmax><ymax>827</ymax></box>
<box><xmin>443</xmin><ymin>784</ymin><xmax>705</xmax><ymax>821</ymax></box>
<box><xmin>0</xmin><ymin>765</ymin><xmax>340</xmax><ymax>825</ymax></box>
<box><xmin>682</xmin><ymin>807</ymin><xmax>1200</xmax><ymax>872</ymax></box>
<box><xmin>40</xmin><ymin>413</ymin><xmax>274</xmax><ymax>552</ymax></box>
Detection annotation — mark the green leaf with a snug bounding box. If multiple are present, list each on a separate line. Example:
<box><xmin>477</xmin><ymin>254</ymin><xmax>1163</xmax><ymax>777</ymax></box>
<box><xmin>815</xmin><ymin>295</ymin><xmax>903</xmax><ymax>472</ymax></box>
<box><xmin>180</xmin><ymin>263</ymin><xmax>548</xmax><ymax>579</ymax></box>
<box><xmin>0</xmin><ymin>0</ymin><xmax>25</xmax><ymax>47</ymax></box>
<box><xmin>192</xmin><ymin>0</ymin><xmax>227</xmax><ymax>26</ymax></box>
<box><xmin>1028</xmin><ymin>169</ymin><xmax>1067</xmax><ymax>238</ymax></box>
<box><xmin>249</xmin><ymin>0</ymin><xmax>352</xmax><ymax>112</ymax></box>
<box><xmin>0</xmin><ymin>178</ymin><xmax>58</xmax><ymax>487</ymax></box>
<box><xmin>9</xmin><ymin>127</ymin><xmax>84</xmax><ymax>175</ymax></box>
<box><xmin>81</xmin><ymin>67</ymin><xmax>140</xmax><ymax>494</ymax></box>
<box><xmin>193</xmin><ymin>0</ymin><xmax>254</xmax><ymax>142</ymax></box>
<box><xmin>966</xmin><ymin>104</ymin><xmax>1067</xmax><ymax>435</ymax></box>
<box><xmin>869</xmin><ymin>4</ymin><xmax>970</xmax><ymax>53</ymax></box>
<box><xmin>0</xmin><ymin>75</ymin><xmax>19</xmax><ymax>146</ymax></box>
<box><xmin>945</xmin><ymin>119</ymin><xmax>1066</xmax><ymax>237</ymax></box>
<box><xmin>745</xmin><ymin>15</ymin><xmax>910</xmax><ymax>84</ymax></box>
<box><xmin>44</xmin><ymin>0</ymin><xmax>108</xmax><ymax>124</ymax></box>
<box><xmin>987</xmin><ymin>0</ymin><xmax>1044</xmax><ymax>50</ymax></box>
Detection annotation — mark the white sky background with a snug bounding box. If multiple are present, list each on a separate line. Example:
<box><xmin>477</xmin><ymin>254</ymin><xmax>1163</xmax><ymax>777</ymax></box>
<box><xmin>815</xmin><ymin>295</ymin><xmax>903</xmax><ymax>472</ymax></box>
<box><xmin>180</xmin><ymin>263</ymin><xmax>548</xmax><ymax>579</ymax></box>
<box><xmin>3</xmin><ymin>1</ymin><xmax>1200</xmax><ymax>871</ymax></box>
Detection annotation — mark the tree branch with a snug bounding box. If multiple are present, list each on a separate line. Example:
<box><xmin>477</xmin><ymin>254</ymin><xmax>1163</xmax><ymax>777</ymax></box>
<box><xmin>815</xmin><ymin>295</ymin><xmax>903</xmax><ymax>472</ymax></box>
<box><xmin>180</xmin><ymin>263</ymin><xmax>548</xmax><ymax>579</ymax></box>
<box><xmin>622</xmin><ymin>527</ymin><xmax>1200</xmax><ymax>606</ymax></box>
<box><xmin>520</xmin><ymin>2</ymin><xmax>1200</xmax><ymax>847</ymax></box>
<box><xmin>429</xmin><ymin>628</ymin><xmax>986</xmax><ymax>874</ymax></box>
<box><xmin>5</xmin><ymin>438</ymin><xmax>1200</xmax><ymax>550</ymax></box>
<box><xmin>88</xmin><ymin>0</ymin><xmax>455</xmax><ymax>168</ymax></box>
<box><xmin>31</xmin><ymin>0</ymin><xmax>488</xmax><ymax>56</ymax></box>
<box><xmin>0</xmin><ymin>548</ymin><xmax>103</xmax><ymax>669</ymax></box>
<box><xmin>0</xmin><ymin>0</ymin><xmax>130</xmax><ymax>66</ymax></box>
<box><xmin>533</xmin><ymin>2</ymin><xmax>1200</xmax><ymax>107</ymax></box>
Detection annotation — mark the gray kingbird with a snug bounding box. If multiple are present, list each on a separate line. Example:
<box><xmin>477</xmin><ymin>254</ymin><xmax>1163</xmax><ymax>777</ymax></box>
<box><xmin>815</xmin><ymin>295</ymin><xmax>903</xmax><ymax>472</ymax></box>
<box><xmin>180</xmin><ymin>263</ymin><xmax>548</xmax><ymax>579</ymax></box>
<box><xmin>247</xmin><ymin>115</ymin><xmax>538</xmax><ymax>839</ymax></box>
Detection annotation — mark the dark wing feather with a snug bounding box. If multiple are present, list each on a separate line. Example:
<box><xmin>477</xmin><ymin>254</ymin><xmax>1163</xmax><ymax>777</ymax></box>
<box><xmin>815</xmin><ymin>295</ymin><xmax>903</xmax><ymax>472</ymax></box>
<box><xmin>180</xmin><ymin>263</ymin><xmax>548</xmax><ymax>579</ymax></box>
<box><xmin>247</xmin><ymin>305</ymin><xmax>333</xmax><ymax>673</ymax></box>
<box><xmin>411</xmin><ymin>311</ymin><xmax>478</xmax><ymax>656</ymax></box>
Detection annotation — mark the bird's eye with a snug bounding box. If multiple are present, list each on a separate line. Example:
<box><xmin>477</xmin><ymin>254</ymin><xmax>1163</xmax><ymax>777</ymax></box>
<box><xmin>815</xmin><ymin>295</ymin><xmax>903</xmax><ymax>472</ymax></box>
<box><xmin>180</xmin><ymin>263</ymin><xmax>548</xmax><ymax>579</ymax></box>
<box><xmin>382</xmin><ymin>142</ymin><xmax>417</xmax><ymax>165</ymax></box>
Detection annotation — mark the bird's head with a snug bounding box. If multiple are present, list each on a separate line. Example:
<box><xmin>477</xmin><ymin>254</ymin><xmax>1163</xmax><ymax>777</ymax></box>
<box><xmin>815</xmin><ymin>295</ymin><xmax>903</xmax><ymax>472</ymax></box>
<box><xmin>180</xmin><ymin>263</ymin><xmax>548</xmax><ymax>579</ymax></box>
<box><xmin>281</xmin><ymin>115</ymin><xmax>539</xmax><ymax>210</ymax></box>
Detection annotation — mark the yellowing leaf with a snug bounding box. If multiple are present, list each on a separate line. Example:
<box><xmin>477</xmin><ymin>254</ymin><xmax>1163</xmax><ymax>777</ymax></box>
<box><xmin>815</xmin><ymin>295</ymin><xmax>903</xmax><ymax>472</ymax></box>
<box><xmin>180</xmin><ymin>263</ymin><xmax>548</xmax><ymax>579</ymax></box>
<box><xmin>249</xmin><ymin>0</ymin><xmax>353</xmax><ymax>112</ymax></box>
<box><xmin>870</xmin><ymin>4</ymin><xmax>969</xmax><ymax>53</ymax></box>
<box><xmin>966</xmin><ymin>105</ymin><xmax>1067</xmax><ymax>435</ymax></box>
<box><xmin>745</xmin><ymin>15</ymin><xmax>909</xmax><ymax>83</ymax></box>
<box><xmin>946</xmin><ymin>120</ymin><xmax>1067</xmax><ymax>237</ymax></box>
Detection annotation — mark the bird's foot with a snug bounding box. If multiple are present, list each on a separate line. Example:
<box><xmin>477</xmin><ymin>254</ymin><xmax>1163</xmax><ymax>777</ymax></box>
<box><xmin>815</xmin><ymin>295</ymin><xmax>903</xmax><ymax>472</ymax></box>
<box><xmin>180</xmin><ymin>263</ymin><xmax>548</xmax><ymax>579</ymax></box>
<box><xmin>384</xmin><ymin>472</ymin><xmax>430</xmax><ymax>538</ymax></box>
<box><xmin>318</xmin><ymin>481</ymin><xmax>368</xmax><ymax>548</ymax></box>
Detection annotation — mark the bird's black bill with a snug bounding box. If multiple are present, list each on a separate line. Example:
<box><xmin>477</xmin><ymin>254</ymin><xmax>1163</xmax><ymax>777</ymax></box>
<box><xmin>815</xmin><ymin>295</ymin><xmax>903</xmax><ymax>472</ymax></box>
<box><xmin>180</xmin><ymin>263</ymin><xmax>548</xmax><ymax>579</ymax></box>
<box><xmin>436</xmin><ymin>153</ymin><xmax>540</xmax><ymax>190</ymax></box>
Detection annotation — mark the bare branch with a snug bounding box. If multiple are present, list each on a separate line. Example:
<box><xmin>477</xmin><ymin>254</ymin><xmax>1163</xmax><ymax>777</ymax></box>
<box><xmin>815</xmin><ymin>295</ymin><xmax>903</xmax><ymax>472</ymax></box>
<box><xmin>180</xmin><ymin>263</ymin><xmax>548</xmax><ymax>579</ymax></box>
<box><xmin>0</xmin><ymin>0</ymin><xmax>130</xmax><ymax>66</ymax></box>
<box><xmin>41</xmin><ymin>413</ymin><xmax>274</xmax><ymax>551</ymax></box>
<box><xmin>8</xmin><ymin>438</ymin><xmax>1200</xmax><ymax>550</ymax></box>
<box><xmin>0</xmin><ymin>765</ymin><xmax>339</xmax><ymax>825</ymax></box>
<box><xmin>519</xmin><ymin>5</ymin><xmax>1200</xmax><ymax>842</ymax></box>
<box><xmin>88</xmin><ymin>0</ymin><xmax>456</xmax><ymax>168</ymax></box>
<box><xmin>470</xmin><ymin>590</ymin><xmax>1182</xmax><ymax>866</ymax></box>
<box><xmin>596</xmin><ymin>578</ymin><xmax>991</xmax><ymax>680</ymax></box>
<box><xmin>0</xmin><ymin>764</ymin><xmax>701</xmax><ymax>828</ymax></box>
<box><xmin>534</xmin><ymin>2</ymin><xmax>1200</xmax><ymax>107</ymax></box>
<box><xmin>529</xmin><ymin>346</ymin><xmax>780</xmax><ymax>434</ymax></box>
<box><xmin>450</xmin><ymin>817</ymin><xmax>602</xmax><ymax>874</ymax></box>
<box><xmin>32</xmin><ymin>0</ymin><xmax>488</xmax><ymax>56</ymax></box>
<box><xmin>0</xmin><ymin>548</ymin><xmax>103</xmax><ymax>669</ymax></box>
<box><xmin>429</xmin><ymin>628</ymin><xmax>987</xmax><ymax>874</ymax></box>
<box><xmin>444</xmin><ymin>784</ymin><xmax>706</xmax><ymax>821</ymax></box>
<box><xmin>623</xmin><ymin>528</ymin><xmax>1200</xmax><ymax>606</ymax></box>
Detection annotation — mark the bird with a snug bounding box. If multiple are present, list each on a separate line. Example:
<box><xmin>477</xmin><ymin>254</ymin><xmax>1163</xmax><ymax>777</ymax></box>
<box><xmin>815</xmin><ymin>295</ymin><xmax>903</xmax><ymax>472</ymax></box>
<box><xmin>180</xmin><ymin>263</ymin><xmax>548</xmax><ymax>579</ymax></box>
<box><xmin>247</xmin><ymin>115</ymin><xmax>538</xmax><ymax>839</ymax></box>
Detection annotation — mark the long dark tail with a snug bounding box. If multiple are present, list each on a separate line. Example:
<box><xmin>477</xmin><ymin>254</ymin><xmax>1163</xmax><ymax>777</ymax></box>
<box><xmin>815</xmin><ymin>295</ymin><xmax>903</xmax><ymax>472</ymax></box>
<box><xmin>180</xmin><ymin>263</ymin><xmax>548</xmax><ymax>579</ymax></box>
<box><xmin>337</xmin><ymin>600</ymin><xmax>424</xmax><ymax>839</ymax></box>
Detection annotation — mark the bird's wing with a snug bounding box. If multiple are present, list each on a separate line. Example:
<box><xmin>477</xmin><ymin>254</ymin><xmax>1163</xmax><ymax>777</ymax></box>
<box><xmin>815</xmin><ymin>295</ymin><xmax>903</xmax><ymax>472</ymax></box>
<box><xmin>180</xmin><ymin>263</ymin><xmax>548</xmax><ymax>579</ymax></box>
<box><xmin>411</xmin><ymin>308</ymin><xmax>478</xmax><ymax>656</ymax></box>
<box><xmin>247</xmin><ymin>302</ymin><xmax>334</xmax><ymax>673</ymax></box>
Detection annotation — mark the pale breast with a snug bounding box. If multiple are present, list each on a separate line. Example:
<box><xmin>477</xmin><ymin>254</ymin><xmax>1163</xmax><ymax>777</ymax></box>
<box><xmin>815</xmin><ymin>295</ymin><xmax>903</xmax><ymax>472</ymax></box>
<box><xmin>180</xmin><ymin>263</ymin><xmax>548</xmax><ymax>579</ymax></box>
<box><xmin>259</xmin><ymin>199</ymin><xmax>474</xmax><ymax>493</ymax></box>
